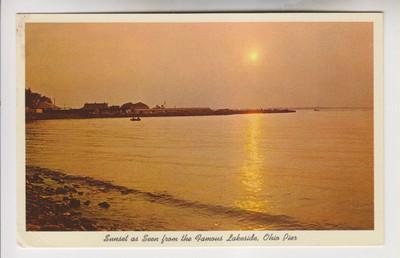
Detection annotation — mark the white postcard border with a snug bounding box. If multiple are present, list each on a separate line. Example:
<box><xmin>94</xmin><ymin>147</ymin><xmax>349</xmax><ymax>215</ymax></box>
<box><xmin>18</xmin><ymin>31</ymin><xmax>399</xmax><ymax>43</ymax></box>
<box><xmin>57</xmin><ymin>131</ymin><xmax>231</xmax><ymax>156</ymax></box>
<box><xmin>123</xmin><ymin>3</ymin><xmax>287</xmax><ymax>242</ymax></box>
<box><xmin>14</xmin><ymin>12</ymin><xmax>384</xmax><ymax>248</ymax></box>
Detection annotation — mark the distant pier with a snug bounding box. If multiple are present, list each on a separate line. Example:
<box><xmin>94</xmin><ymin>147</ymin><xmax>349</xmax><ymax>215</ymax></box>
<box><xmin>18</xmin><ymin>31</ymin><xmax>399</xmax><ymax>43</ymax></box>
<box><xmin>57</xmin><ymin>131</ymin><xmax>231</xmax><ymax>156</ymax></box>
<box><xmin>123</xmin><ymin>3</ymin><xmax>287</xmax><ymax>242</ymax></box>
<box><xmin>26</xmin><ymin>107</ymin><xmax>296</xmax><ymax>121</ymax></box>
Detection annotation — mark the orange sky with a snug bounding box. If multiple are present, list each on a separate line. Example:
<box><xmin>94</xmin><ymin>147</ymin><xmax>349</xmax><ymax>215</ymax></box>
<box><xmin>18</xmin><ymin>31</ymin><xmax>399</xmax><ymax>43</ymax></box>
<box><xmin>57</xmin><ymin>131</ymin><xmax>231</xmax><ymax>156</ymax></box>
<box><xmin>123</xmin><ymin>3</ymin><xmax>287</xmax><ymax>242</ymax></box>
<box><xmin>26</xmin><ymin>22</ymin><xmax>373</xmax><ymax>109</ymax></box>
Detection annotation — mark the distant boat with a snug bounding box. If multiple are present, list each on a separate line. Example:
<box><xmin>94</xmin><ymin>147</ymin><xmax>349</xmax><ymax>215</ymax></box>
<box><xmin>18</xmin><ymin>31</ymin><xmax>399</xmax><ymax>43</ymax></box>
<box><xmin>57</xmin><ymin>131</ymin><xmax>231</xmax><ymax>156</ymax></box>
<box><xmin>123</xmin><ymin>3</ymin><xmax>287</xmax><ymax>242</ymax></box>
<box><xmin>130</xmin><ymin>116</ymin><xmax>141</xmax><ymax>121</ymax></box>
<box><xmin>314</xmin><ymin>109</ymin><xmax>320</xmax><ymax>111</ymax></box>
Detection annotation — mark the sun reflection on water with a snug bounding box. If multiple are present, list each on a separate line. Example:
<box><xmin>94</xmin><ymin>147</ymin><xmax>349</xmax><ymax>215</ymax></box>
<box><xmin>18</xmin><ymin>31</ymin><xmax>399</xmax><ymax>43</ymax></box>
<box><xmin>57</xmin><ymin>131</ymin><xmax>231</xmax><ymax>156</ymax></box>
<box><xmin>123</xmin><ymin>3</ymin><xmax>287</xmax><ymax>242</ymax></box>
<box><xmin>235</xmin><ymin>115</ymin><xmax>266</xmax><ymax>212</ymax></box>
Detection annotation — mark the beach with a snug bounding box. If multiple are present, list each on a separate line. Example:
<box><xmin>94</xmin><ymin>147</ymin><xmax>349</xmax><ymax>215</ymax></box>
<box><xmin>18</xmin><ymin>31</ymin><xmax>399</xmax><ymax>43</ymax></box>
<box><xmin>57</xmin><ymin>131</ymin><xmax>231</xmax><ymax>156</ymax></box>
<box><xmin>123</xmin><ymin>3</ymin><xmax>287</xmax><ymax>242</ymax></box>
<box><xmin>26</xmin><ymin>165</ymin><xmax>310</xmax><ymax>231</ymax></box>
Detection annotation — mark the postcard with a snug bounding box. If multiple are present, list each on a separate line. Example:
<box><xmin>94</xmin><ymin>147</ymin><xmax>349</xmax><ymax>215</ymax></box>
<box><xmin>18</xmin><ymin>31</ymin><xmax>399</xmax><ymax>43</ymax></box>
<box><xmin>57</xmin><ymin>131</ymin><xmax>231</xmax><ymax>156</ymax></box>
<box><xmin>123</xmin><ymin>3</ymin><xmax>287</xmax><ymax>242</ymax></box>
<box><xmin>16</xmin><ymin>12</ymin><xmax>383</xmax><ymax>247</ymax></box>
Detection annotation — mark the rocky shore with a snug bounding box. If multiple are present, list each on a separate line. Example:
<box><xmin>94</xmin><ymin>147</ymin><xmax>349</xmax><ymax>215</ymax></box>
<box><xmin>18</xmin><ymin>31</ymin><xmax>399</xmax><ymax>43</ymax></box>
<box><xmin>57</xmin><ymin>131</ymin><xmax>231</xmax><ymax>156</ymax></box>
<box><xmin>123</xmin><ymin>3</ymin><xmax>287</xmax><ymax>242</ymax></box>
<box><xmin>26</xmin><ymin>166</ymin><xmax>319</xmax><ymax>231</ymax></box>
<box><xmin>26</xmin><ymin>166</ymin><xmax>126</xmax><ymax>231</ymax></box>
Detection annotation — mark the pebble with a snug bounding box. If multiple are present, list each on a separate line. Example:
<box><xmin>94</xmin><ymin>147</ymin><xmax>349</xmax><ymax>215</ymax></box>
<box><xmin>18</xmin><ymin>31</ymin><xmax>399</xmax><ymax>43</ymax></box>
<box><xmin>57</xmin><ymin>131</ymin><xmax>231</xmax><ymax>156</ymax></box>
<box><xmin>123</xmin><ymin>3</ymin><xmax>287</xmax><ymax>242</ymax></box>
<box><xmin>69</xmin><ymin>198</ymin><xmax>81</xmax><ymax>208</ymax></box>
<box><xmin>98</xmin><ymin>202</ymin><xmax>110</xmax><ymax>209</ymax></box>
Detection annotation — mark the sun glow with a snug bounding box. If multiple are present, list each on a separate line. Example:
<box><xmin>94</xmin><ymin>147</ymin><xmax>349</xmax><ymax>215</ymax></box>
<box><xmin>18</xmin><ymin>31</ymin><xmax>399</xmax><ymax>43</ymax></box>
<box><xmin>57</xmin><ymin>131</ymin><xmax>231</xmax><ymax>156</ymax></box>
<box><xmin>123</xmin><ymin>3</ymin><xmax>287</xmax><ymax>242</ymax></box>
<box><xmin>248</xmin><ymin>50</ymin><xmax>260</xmax><ymax>63</ymax></box>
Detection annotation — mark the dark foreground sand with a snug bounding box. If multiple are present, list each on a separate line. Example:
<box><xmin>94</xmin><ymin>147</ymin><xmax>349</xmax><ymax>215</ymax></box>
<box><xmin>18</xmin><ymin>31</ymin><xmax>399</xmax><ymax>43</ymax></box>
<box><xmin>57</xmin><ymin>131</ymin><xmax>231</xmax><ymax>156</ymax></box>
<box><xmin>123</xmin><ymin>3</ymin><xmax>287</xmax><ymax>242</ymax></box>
<box><xmin>26</xmin><ymin>166</ymin><xmax>134</xmax><ymax>231</ymax></box>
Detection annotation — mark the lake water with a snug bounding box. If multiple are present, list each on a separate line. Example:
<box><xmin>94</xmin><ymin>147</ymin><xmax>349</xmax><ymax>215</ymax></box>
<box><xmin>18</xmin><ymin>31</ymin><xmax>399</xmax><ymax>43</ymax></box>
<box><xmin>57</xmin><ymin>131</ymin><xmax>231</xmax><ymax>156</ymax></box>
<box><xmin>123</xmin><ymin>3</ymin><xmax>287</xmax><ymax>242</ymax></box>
<box><xmin>26</xmin><ymin>109</ymin><xmax>374</xmax><ymax>230</ymax></box>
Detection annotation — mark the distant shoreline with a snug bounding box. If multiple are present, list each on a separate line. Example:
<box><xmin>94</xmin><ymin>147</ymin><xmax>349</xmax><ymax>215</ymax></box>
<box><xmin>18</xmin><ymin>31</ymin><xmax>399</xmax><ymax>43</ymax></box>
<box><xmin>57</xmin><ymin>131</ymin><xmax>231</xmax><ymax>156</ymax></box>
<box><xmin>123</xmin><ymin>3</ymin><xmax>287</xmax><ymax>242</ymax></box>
<box><xmin>26</xmin><ymin>108</ymin><xmax>296</xmax><ymax>121</ymax></box>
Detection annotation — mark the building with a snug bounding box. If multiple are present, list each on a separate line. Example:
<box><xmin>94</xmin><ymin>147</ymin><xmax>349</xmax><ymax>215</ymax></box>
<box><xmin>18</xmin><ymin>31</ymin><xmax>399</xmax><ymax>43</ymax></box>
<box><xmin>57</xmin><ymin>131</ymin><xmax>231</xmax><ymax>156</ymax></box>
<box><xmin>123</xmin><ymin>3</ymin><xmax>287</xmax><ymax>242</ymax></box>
<box><xmin>108</xmin><ymin>105</ymin><xmax>121</xmax><ymax>113</ymax></box>
<box><xmin>34</xmin><ymin>101</ymin><xmax>60</xmax><ymax>113</ymax></box>
<box><xmin>136</xmin><ymin>107</ymin><xmax>213</xmax><ymax>116</ymax></box>
<box><xmin>82</xmin><ymin>102</ymin><xmax>109</xmax><ymax>114</ymax></box>
<box><xmin>120</xmin><ymin>102</ymin><xmax>149</xmax><ymax>114</ymax></box>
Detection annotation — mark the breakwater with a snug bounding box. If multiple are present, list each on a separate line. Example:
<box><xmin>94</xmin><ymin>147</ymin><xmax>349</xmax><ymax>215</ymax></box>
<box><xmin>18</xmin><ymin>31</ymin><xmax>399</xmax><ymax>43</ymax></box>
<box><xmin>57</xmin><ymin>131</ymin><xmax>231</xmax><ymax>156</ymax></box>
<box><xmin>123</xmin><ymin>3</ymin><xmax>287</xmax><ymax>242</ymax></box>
<box><xmin>26</xmin><ymin>108</ymin><xmax>296</xmax><ymax>121</ymax></box>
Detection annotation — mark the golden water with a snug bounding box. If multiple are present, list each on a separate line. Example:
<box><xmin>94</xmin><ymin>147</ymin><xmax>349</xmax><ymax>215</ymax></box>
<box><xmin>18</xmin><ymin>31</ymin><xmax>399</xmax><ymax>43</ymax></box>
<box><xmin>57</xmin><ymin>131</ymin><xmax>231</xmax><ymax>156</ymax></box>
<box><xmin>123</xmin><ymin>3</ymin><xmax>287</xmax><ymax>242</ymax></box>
<box><xmin>26</xmin><ymin>109</ymin><xmax>373</xmax><ymax>230</ymax></box>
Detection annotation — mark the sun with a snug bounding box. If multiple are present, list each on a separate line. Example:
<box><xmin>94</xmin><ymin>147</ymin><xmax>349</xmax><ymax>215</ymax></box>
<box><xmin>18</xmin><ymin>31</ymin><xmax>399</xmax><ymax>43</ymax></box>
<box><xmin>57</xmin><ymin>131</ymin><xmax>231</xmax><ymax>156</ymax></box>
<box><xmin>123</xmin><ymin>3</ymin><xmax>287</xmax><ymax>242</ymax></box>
<box><xmin>248</xmin><ymin>50</ymin><xmax>260</xmax><ymax>63</ymax></box>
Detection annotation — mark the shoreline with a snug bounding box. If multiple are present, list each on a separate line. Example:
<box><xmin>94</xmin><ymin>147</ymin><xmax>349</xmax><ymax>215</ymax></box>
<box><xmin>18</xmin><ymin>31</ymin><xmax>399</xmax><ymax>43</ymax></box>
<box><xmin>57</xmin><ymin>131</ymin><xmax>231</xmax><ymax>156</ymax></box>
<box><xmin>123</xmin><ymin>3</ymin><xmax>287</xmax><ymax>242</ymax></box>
<box><xmin>26</xmin><ymin>166</ymin><xmax>354</xmax><ymax>231</ymax></box>
<box><xmin>26</xmin><ymin>108</ymin><xmax>296</xmax><ymax>121</ymax></box>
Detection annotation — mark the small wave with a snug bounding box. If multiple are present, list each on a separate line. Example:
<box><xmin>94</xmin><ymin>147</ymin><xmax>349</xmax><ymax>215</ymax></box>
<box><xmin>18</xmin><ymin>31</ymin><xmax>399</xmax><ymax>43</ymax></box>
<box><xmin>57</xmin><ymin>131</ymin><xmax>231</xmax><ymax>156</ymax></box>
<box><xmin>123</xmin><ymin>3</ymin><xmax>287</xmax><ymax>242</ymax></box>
<box><xmin>27</xmin><ymin>165</ymin><xmax>340</xmax><ymax>230</ymax></box>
